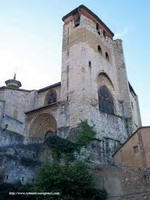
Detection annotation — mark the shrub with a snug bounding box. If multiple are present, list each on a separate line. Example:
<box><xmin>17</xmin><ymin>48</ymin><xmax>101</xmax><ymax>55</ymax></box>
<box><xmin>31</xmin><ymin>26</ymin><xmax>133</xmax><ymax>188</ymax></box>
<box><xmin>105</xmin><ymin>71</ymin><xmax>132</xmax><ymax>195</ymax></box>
<box><xmin>32</xmin><ymin>160</ymin><xmax>107</xmax><ymax>200</ymax></box>
<box><xmin>76</xmin><ymin>120</ymin><xmax>96</xmax><ymax>147</ymax></box>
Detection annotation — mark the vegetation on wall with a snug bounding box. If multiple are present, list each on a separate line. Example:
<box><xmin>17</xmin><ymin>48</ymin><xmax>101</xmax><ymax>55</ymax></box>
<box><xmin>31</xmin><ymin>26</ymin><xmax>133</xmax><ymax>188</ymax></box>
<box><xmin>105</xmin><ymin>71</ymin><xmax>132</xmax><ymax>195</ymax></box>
<box><xmin>75</xmin><ymin>120</ymin><xmax>96</xmax><ymax>147</ymax></box>
<box><xmin>0</xmin><ymin>120</ymin><xmax>107</xmax><ymax>200</ymax></box>
<box><xmin>31</xmin><ymin>120</ymin><xmax>107</xmax><ymax>199</ymax></box>
<box><xmin>44</xmin><ymin>120</ymin><xmax>97</xmax><ymax>162</ymax></box>
<box><xmin>45</xmin><ymin>135</ymin><xmax>78</xmax><ymax>162</ymax></box>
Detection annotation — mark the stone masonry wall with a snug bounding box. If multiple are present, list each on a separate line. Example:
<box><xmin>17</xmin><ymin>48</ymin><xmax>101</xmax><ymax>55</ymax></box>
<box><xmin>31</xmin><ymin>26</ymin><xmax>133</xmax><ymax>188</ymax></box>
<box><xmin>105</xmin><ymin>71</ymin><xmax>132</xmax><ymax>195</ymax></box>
<box><xmin>0</xmin><ymin>143</ymin><xmax>53</xmax><ymax>184</ymax></box>
<box><xmin>129</xmin><ymin>90</ymin><xmax>142</xmax><ymax>132</ymax></box>
<box><xmin>107</xmin><ymin>192</ymin><xmax>150</xmax><ymax>200</ymax></box>
<box><xmin>1</xmin><ymin>88</ymin><xmax>33</xmax><ymax>135</ymax></box>
<box><xmin>93</xmin><ymin>165</ymin><xmax>150</xmax><ymax>199</ymax></box>
<box><xmin>0</xmin><ymin>128</ymin><xmax>24</xmax><ymax>147</ymax></box>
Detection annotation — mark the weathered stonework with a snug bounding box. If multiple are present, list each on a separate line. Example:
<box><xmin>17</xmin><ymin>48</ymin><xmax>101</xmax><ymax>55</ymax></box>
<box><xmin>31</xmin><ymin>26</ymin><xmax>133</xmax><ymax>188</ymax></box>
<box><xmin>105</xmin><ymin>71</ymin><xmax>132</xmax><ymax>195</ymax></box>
<box><xmin>0</xmin><ymin>5</ymin><xmax>144</xmax><ymax>199</ymax></box>
<box><xmin>92</xmin><ymin>165</ymin><xmax>150</xmax><ymax>199</ymax></box>
<box><xmin>113</xmin><ymin>127</ymin><xmax>150</xmax><ymax>168</ymax></box>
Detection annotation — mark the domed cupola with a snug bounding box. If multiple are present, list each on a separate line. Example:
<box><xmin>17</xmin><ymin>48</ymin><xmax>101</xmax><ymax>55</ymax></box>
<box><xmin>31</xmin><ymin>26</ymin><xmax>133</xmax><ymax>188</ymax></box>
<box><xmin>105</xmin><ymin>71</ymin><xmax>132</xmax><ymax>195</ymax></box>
<box><xmin>5</xmin><ymin>74</ymin><xmax>22</xmax><ymax>89</ymax></box>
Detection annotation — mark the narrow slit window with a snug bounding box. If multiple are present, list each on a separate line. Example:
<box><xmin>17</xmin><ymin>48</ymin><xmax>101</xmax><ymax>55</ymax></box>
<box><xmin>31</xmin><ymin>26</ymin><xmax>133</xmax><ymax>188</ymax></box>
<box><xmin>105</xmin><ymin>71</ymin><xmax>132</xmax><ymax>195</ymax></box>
<box><xmin>105</xmin><ymin>52</ymin><xmax>109</xmax><ymax>61</ymax></box>
<box><xmin>98</xmin><ymin>45</ymin><xmax>102</xmax><ymax>54</ymax></box>
<box><xmin>89</xmin><ymin>61</ymin><xmax>91</xmax><ymax>67</ymax></box>
<box><xmin>74</xmin><ymin>15</ymin><xmax>80</xmax><ymax>27</ymax></box>
<box><xmin>96</xmin><ymin>23</ymin><xmax>100</xmax><ymax>35</ymax></box>
<box><xmin>96</xmin><ymin>23</ymin><xmax>99</xmax><ymax>30</ymax></box>
<box><xmin>103</xmin><ymin>30</ymin><xmax>106</xmax><ymax>38</ymax></box>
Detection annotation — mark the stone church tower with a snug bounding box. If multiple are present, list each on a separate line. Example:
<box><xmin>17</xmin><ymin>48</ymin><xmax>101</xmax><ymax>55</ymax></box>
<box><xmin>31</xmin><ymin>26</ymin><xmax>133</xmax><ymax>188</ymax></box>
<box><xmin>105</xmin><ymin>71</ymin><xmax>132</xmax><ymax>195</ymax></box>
<box><xmin>60</xmin><ymin>5</ymin><xmax>141</xmax><ymax>143</ymax></box>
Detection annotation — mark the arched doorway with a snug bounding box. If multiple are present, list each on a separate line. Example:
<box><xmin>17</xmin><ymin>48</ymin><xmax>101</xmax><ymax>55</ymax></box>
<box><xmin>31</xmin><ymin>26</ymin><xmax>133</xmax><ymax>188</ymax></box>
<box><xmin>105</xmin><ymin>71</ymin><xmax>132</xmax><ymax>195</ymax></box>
<box><xmin>28</xmin><ymin>113</ymin><xmax>57</xmax><ymax>141</ymax></box>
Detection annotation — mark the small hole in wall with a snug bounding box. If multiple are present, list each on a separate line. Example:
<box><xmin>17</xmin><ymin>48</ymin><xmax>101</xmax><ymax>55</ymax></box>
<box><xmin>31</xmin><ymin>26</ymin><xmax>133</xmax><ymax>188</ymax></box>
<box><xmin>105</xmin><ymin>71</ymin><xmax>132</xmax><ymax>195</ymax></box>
<box><xmin>133</xmin><ymin>145</ymin><xmax>139</xmax><ymax>153</ymax></box>
<box><xmin>21</xmin><ymin>177</ymin><xmax>24</xmax><ymax>181</ymax></box>
<box><xmin>6</xmin><ymin>175</ymin><xmax>8</xmax><ymax>179</ymax></box>
<box><xmin>89</xmin><ymin>61</ymin><xmax>91</xmax><ymax>67</ymax></box>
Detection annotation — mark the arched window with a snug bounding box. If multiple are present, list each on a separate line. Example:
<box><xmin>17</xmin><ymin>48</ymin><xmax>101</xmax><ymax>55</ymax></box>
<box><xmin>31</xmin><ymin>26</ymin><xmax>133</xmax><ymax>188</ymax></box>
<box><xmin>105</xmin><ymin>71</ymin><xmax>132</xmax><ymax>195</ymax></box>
<box><xmin>45</xmin><ymin>90</ymin><xmax>57</xmax><ymax>105</ymax></box>
<box><xmin>105</xmin><ymin>52</ymin><xmax>109</xmax><ymax>61</ymax></box>
<box><xmin>98</xmin><ymin>86</ymin><xmax>114</xmax><ymax>114</ymax></box>
<box><xmin>74</xmin><ymin>14</ymin><xmax>80</xmax><ymax>27</ymax></box>
<box><xmin>98</xmin><ymin>45</ymin><xmax>102</xmax><ymax>54</ymax></box>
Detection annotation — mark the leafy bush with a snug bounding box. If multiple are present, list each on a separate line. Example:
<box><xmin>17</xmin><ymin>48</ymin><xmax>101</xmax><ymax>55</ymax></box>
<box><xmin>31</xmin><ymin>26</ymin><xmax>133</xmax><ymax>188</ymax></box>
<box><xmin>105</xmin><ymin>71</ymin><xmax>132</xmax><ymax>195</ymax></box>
<box><xmin>45</xmin><ymin>135</ymin><xmax>79</xmax><ymax>162</ymax></box>
<box><xmin>32</xmin><ymin>160</ymin><xmax>107</xmax><ymax>200</ymax></box>
<box><xmin>45</xmin><ymin>120</ymin><xmax>97</xmax><ymax>162</ymax></box>
<box><xmin>76</xmin><ymin>120</ymin><xmax>96</xmax><ymax>147</ymax></box>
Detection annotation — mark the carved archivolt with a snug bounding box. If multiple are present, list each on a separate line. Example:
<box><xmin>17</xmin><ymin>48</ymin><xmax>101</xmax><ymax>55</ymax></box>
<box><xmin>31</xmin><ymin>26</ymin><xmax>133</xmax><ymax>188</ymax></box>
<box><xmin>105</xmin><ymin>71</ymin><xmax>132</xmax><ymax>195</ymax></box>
<box><xmin>28</xmin><ymin>113</ymin><xmax>57</xmax><ymax>140</ymax></box>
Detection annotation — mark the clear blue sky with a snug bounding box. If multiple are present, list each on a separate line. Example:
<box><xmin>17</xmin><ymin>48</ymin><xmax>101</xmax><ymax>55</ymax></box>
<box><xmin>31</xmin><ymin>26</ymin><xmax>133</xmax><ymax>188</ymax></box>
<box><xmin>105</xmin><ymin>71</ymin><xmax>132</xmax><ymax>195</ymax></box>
<box><xmin>0</xmin><ymin>0</ymin><xmax>149</xmax><ymax>126</ymax></box>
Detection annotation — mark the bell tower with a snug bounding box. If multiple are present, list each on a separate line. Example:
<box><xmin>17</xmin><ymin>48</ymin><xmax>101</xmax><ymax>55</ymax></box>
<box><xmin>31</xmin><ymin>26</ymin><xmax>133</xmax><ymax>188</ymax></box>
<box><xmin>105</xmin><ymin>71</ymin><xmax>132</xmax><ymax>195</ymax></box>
<box><xmin>60</xmin><ymin>5</ymin><xmax>141</xmax><ymax>142</ymax></box>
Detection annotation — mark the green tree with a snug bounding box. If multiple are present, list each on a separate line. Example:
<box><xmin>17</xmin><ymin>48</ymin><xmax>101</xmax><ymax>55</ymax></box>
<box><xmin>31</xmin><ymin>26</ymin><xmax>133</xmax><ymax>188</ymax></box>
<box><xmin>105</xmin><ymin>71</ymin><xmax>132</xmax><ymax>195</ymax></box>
<box><xmin>33</xmin><ymin>160</ymin><xmax>107</xmax><ymax>200</ymax></box>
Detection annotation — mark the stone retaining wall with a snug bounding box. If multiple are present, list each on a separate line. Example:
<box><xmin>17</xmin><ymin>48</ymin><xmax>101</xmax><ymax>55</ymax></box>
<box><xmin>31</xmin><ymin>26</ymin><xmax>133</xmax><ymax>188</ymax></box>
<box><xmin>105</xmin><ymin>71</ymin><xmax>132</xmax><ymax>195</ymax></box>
<box><xmin>107</xmin><ymin>191</ymin><xmax>150</xmax><ymax>200</ymax></box>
